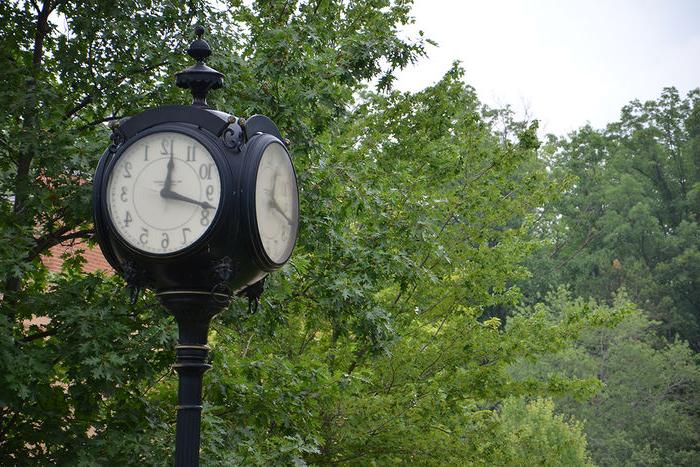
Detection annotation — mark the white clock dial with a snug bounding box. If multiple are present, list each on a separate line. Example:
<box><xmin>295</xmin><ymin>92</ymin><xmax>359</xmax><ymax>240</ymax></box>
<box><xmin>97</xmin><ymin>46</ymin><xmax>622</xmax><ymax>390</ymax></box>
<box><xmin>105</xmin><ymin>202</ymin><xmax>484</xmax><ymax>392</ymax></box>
<box><xmin>254</xmin><ymin>143</ymin><xmax>299</xmax><ymax>263</ymax></box>
<box><xmin>106</xmin><ymin>131</ymin><xmax>221</xmax><ymax>254</ymax></box>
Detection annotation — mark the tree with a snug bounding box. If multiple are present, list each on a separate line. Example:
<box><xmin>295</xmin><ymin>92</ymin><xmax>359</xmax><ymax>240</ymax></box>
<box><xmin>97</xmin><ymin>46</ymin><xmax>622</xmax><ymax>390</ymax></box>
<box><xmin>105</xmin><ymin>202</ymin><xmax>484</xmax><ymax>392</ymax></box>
<box><xmin>180</xmin><ymin>68</ymin><xmax>597</xmax><ymax>465</ymax></box>
<box><xmin>512</xmin><ymin>289</ymin><xmax>700</xmax><ymax>466</ymax></box>
<box><xmin>525</xmin><ymin>88</ymin><xmax>700</xmax><ymax>347</ymax></box>
<box><xmin>1</xmin><ymin>1</ymin><xmax>599</xmax><ymax>464</ymax></box>
<box><xmin>492</xmin><ymin>398</ymin><xmax>593</xmax><ymax>467</ymax></box>
<box><xmin>0</xmin><ymin>0</ymin><xmax>425</xmax><ymax>462</ymax></box>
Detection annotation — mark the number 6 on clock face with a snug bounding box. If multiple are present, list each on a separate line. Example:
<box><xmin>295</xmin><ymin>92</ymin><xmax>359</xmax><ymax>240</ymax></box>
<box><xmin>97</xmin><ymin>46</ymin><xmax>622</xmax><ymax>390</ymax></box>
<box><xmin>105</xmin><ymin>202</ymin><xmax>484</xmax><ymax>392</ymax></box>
<box><xmin>105</xmin><ymin>131</ymin><xmax>222</xmax><ymax>255</ymax></box>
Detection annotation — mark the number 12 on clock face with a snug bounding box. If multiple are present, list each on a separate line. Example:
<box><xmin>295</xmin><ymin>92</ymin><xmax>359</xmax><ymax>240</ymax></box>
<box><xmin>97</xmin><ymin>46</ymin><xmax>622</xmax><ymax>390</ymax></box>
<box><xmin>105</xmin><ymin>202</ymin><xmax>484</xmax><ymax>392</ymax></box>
<box><xmin>106</xmin><ymin>131</ymin><xmax>222</xmax><ymax>255</ymax></box>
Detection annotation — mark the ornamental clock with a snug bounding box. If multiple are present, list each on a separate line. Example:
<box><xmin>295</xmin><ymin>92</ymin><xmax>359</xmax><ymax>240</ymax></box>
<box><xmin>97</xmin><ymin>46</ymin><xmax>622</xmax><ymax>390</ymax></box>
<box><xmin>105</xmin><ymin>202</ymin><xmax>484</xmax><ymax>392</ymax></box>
<box><xmin>92</xmin><ymin>28</ymin><xmax>300</xmax><ymax>298</ymax></box>
<box><xmin>92</xmin><ymin>26</ymin><xmax>301</xmax><ymax>466</ymax></box>
<box><xmin>94</xmin><ymin>111</ymin><xmax>299</xmax><ymax>295</ymax></box>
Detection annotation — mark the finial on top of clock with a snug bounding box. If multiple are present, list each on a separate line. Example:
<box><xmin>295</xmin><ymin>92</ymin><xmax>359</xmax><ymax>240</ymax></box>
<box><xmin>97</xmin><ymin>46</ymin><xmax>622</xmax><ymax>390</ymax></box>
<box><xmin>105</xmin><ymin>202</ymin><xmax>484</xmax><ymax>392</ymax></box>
<box><xmin>176</xmin><ymin>25</ymin><xmax>224</xmax><ymax>108</ymax></box>
<box><xmin>187</xmin><ymin>25</ymin><xmax>210</xmax><ymax>62</ymax></box>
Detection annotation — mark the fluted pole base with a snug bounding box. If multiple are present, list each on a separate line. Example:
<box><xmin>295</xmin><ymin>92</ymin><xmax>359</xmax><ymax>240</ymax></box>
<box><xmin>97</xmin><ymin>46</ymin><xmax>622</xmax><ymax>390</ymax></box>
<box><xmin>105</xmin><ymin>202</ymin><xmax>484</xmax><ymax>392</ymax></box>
<box><xmin>157</xmin><ymin>290</ymin><xmax>230</xmax><ymax>467</ymax></box>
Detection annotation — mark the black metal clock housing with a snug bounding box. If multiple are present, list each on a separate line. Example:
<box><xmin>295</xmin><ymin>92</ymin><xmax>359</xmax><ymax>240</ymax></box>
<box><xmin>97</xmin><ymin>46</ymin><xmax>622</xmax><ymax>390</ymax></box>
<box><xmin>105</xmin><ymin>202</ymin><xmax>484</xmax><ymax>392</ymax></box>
<box><xmin>93</xmin><ymin>104</ymin><xmax>299</xmax><ymax>296</ymax></box>
<box><xmin>93</xmin><ymin>26</ymin><xmax>302</xmax><ymax>465</ymax></box>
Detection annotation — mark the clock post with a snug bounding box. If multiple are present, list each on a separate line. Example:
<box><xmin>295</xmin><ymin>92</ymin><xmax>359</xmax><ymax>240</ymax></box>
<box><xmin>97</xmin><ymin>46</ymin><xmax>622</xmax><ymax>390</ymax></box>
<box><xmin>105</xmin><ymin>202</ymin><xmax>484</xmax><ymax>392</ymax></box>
<box><xmin>160</xmin><ymin>291</ymin><xmax>227</xmax><ymax>467</ymax></box>
<box><xmin>92</xmin><ymin>25</ymin><xmax>300</xmax><ymax>466</ymax></box>
<box><xmin>162</xmin><ymin>26</ymin><xmax>228</xmax><ymax>467</ymax></box>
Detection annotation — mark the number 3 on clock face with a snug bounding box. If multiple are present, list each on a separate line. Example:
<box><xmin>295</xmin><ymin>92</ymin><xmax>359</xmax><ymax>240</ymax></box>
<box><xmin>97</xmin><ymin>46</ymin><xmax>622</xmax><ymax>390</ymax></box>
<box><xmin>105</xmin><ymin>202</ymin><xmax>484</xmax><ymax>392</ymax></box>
<box><xmin>105</xmin><ymin>131</ymin><xmax>221</xmax><ymax>255</ymax></box>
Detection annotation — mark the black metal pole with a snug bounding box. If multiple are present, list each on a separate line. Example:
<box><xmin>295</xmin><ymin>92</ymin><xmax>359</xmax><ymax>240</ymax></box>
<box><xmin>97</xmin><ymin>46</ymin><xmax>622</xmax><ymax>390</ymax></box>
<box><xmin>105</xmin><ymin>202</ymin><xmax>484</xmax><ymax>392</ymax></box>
<box><xmin>173</xmin><ymin>338</ymin><xmax>210</xmax><ymax>466</ymax></box>
<box><xmin>158</xmin><ymin>291</ymin><xmax>229</xmax><ymax>467</ymax></box>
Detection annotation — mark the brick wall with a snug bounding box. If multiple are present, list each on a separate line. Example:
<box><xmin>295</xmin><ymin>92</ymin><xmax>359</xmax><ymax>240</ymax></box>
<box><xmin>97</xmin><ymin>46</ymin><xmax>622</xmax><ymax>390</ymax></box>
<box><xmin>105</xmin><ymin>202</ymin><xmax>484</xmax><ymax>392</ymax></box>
<box><xmin>26</xmin><ymin>240</ymin><xmax>111</xmax><ymax>335</ymax></box>
<box><xmin>41</xmin><ymin>240</ymin><xmax>113</xmax><ymax>274</ymax></box>
<box><xmin>25</xmin><ymin>237</ymin><xmax>112</xmax><ymax>345</ymax></box>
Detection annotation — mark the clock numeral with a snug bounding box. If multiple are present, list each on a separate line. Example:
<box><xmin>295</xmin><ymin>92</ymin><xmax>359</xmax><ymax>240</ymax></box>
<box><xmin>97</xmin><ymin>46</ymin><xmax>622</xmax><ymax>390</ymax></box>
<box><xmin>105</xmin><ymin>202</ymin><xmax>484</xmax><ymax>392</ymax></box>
<box><xmin>139</xmin><ymin>228</ymin><xmax>149</xmax><ymax>245</ymax></box>
<box><xmin>161</xmin><ymin>139</ymin><xmax>174</xmax><ymax>156</ymax></box>
<box><xmin>200</xmin><ymin>209</ymin><xmax>210</xmax><ymax>226</ymax></box>
<box><xmin>124</xmin><ymin>211</ymin><xmax>132</xmax><ymax>226</ymax></box>
<box><xmin>144</xmin><ymin>145</ymin><xmax>149</xmax><ymax>161</ymax></box>
<box><xmin>199</xmin><ymin>163</ymin><xmax>213</xmax><ymax>180</ymax></box>
<box><xmin>161</xmin><ymin>233</ymin><xmax>169</xmax><ymax>249</ymax></box>
<box><xmin>187</xmin><ymin>145</ymin><xmax>196</xmax><ymax>162</ymax></box>
<box><xmin>206</xmin><ymin>185</ymin><xmax>214</xmax><ymax>201</ymax></box>
<box><xmin>124</xmin><ymin>162</ymin><xmax>132</xmax><ymax>178</ymax></box>
<box><xmin>181</xmin><ymin>228</ymin><xmax>191</xmax><ymax>244</ymax></box>
<box><xmin>120</xmin><ymin>186</ymin><xmax>128</xmax><ymax>202</ymax></box>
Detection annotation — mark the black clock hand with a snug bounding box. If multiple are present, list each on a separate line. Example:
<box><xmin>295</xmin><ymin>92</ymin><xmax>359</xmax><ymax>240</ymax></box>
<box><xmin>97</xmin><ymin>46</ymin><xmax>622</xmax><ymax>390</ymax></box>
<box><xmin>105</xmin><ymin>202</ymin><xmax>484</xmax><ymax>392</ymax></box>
<box><xmin>161</xmin><ymin>152</ymin><xmax>175</xmax><ymax>195</ymax></box>
<box><xmin>267</xmin><ymin>170</ymin><xmax>293</xmax><ymax>224</ymax></box>
<box><xmin>270</xmin><ymin>199</ymin><xmax>293</xmax><ymax>224</ymax></box>
<box><xmin>161</xmin><ymin>189</ymin><xmax>215</xmax><ymax>210</ymax></box>
<box><xmin>270</xmin><ymin>169</ymin><xmax>285</xmax><ymax>206</ymax></box>
<box><xmin>271</xmin><ymin>170</ymin><xmax>279</xmax><ymax>195</ymax></box>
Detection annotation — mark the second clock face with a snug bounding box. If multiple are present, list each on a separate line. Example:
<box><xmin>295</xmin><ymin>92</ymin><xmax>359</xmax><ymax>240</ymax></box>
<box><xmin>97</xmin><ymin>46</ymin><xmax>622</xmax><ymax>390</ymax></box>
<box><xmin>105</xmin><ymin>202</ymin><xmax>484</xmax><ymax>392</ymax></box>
<box><xmin>254</xmin><ymin>142</ymin><xmax>299</xmax><ymax>264</ymax></box>
<box><xmin>106</xmin><ymin>131</ymin><xmax>221</xmax><ymax>254</ymax></box>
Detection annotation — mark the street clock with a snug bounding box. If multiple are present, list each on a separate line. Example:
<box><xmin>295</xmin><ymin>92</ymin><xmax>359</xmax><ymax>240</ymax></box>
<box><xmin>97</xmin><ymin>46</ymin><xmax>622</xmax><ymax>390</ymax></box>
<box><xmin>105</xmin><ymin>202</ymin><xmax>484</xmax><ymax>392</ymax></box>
<box><xmin>93</xmin><ymin>30</ymin><xmax>299</xmax><ymax>298</ymax></box>
<box><xmin>91</xmin><ymin>26</ymin><xmax>300</xmax><ymax>466</ymax></box>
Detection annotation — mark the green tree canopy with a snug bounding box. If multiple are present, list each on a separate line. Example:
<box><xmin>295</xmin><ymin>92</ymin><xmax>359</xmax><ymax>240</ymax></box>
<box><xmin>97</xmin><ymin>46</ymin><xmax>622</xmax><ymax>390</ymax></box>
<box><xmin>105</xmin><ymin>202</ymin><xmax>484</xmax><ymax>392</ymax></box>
<box><xmin>526</xmin><ymin>88</ymin><xmax>700</xmax><ymax>347</ymax></box>
<box><xmin>0</xmin><ymin>1</ymin><xmax>608</xmax><ymax>464</ymax></box>
<box><xmin>512</xmin><ymin>289</ymin><xmax>700</xmax><ymax>466</ymax></box>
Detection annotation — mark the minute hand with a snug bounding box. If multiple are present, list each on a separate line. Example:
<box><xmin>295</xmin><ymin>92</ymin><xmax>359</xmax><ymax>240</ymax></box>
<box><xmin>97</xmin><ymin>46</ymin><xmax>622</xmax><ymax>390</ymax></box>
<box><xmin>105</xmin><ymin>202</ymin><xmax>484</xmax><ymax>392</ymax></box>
<box><xmin>161</xmin><ymin>189</ymin><xmax>214</xmax><ymax>210</ymax></box>
<box><xmin>271</xmin><ymin>199</ymin><xmax>293</xmax><ymax>224</ymax></box>
<box><xmin>269</xmin><ymin>170</ymin><xmax>293</xmax><ymax>224</ymax></box>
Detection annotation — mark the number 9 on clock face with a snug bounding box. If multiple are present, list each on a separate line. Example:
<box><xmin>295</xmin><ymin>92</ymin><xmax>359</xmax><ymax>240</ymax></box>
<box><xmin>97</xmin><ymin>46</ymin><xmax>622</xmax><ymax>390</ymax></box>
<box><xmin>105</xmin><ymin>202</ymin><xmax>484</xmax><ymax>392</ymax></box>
<box><xmin>105</xmin><ymin>131</ymin><xmax>221</xmax><ymax>255</ymax></box>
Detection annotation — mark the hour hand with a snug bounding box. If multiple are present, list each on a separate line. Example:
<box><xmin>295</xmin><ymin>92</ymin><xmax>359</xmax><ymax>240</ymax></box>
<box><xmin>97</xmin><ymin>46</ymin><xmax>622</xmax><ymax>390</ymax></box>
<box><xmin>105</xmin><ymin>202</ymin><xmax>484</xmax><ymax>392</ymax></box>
<box><xmin>161</xmin><ymin>189</ymin><xmax>214</xmax><ymax>210</ymax></box>
<box><xmin>162</xmin><ymin>154</ymin><xmax>175</xmax><ymax>192</ymax></box>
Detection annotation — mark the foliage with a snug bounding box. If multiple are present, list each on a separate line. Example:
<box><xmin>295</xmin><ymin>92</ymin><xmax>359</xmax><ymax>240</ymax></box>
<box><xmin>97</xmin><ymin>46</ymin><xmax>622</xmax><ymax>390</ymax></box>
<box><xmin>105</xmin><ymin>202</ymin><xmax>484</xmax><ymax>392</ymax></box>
<box><xmin>525</xmin><ymin>88</ymin><xmax>700</xmax><ymax>348</ymax></box>
<box><xmin>0</xmin><ymin>0</ymin><xmax>425</xmax><ymax>463</ymax></box>
<box><xmin>0</xmin><ymin>268</ymin><xmax>178</xmax><ymax>464</ymax></box>
<box><xmin>1</xmin><ymin>0</ymin><xmax>208</xmax><ymax>462</ymax></box>
<box><xmin>189</xmin><ymin>66</ymin><xmax>595</xmax><ymax>464</ymax></box>
<box><xmin>8</xmin><ymin>1</ymin><xmax>696</xmax><ymax>465</ymax></box>
<box><xmin>512</xmin><ymin>289</ymin><xmax>700</xmax><ymax>466</ymax></box>
<box><xmin>0</xmin><ymin>0</ymin><xmax>604</xmax><ymax>465</ymax></box>
<box><xmin>492</xmin><ymin>398</ymin><xmax>593</xmax><ymax>467</ymax></box>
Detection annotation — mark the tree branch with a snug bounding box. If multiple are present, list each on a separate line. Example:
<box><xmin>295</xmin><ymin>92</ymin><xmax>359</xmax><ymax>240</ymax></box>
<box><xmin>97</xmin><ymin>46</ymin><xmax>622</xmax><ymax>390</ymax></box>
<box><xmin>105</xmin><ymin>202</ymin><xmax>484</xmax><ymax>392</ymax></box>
<box><xmin>346</xmin><ymin>347</ymin><xmax>367</xmax><ymax>375</ymax></box>
<box><xmin>392</xmin><ymin>160</ymin><xmax>499</xmax><ymax>306</ymax></box>
<box><xmin>63</xmin><ymin>94</ymin><xmax>93</xmax><ymax>120</ymax></box>
<box><xmin>76</xmin><ymin>115</ymin><xmax>123</xmax><ymax>131</ymax></box>
<box><xmin>69</xmin><ymin>58</ymin><xmax>168</xmax><ymax>129</ymax></box>
<box><xmin>418</xmin><ymin>311</ymin><xmax>451</xmax><ymax>354</ymax></box>
<box><xmin>27</xmin><ymin>227</ymin><xmax>94</xmax><ymax>263</ymax></box>
<box><xmin>555</xmin><ymin>226</ymin><xmax>597</xmax><ymax>272</ymax></box>
<box><xmin>57</xmin><ymin>228</ymin><xmax>94</xmax><ymax>244</ymax></box>
<box><xmin>20</xmin><ymin>329</ymin><xmax>56</xmax><ymax>343</ymax></box>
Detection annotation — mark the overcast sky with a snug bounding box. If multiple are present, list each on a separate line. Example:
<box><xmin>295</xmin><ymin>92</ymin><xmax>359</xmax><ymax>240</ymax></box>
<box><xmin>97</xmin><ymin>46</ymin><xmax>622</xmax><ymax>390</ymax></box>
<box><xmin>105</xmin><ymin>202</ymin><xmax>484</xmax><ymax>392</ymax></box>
<box><xmin>394</xmin><ymin>0</ymin><xmax>700</xmax><ymax>136</ymax></box>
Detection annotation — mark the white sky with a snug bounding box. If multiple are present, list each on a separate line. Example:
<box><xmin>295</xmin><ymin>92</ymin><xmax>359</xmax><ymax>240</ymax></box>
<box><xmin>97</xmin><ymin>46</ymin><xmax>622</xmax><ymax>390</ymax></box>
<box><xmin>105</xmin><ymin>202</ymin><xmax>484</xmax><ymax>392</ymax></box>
<box><xmin>394</xmin><ymin>0</ymin><xmax>700</xmax><ymax>136</ymax></box>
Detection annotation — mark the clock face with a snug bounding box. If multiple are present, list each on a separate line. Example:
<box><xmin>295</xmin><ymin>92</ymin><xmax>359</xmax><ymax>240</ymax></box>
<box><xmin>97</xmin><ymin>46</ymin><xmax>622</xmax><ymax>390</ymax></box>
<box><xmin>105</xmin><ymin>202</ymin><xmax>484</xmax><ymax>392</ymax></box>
<box><xmin>254</xmin><ymin>142</ymin><xmax>299</xmax><ymax>263</ymax></box>
<box><xmin>106</xmin><ymin>131</ymin><xmax>221</xmax><ymax>254</ymax></box>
